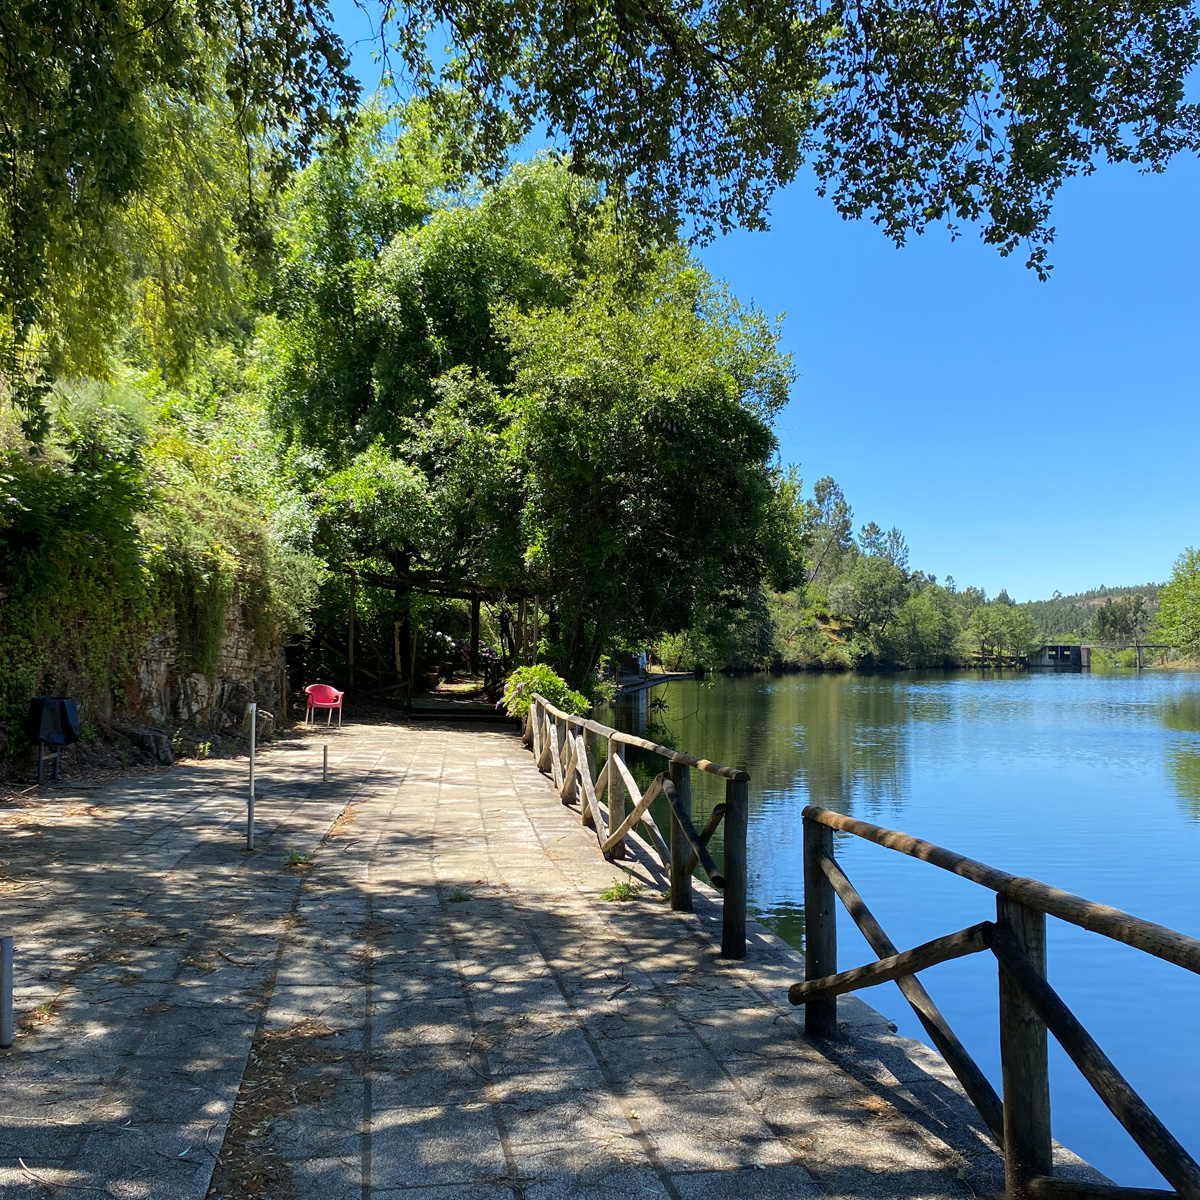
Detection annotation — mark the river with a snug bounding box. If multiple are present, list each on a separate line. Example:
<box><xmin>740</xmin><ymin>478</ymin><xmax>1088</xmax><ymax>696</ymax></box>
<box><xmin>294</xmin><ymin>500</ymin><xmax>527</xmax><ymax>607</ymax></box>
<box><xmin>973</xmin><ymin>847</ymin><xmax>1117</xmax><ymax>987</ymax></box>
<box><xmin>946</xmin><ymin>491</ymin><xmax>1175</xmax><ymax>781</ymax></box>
<box><xmin>601</xmin><ymin>669</ymin><xmax>1200</xmax><ymax>1186</ymax></box>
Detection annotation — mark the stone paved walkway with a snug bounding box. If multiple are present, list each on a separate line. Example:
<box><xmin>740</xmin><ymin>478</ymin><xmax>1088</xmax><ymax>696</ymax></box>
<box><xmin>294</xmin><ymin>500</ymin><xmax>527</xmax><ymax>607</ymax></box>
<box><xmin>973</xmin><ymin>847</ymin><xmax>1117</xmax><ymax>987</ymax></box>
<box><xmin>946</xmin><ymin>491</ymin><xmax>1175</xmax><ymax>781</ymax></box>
<box><xmin>0</xmin><ymin>717</ymin><xmax>1099</xmax><ymax>1199</ymax></box>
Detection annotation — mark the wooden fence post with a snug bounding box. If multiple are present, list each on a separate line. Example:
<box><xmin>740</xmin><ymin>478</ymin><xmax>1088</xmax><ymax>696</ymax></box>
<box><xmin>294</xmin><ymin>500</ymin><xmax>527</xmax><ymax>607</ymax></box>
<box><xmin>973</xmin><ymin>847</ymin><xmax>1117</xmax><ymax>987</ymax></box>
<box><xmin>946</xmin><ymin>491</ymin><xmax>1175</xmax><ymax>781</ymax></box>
<box><xmin>721</xmin><ymin>776</ymin><xmax>748</xmax><ymax>959</ymax></box>
<box><xmin>348</xmin><ymin>575</ymin><xmax>356</xmax><ymax>688</ymax></box>
<box><xmin>581</xmin><ymin>729</ymin><xmax>597</xmax><ymax>827</ymax></box>
<box><xmin>609</xmin><ymin>740</ymin><xmax>627</xmax><ymax>860</ymax></box>
<box><xmin>470</xmin><ymin>594</ymin><xmax>481</xmax><ymax>677</ymax></box>
<box><xmin>997</xmin><ymin>894</ymin><xmax>1052</xmax><ymax>1200</ymax></box>
<box><xmin>669</xmin><ymin>761</ymin><xmax>693</xmax><ymax>912</ymax></box>
<box><xmin>802</xmin><ymin>814</ymin><xmax>838</xmax><ymax>1037</ymax></box>
<box><xmin>558</xmin><ymin>716</ymin><xmax>576</xmax><ymax>803</ymax></box>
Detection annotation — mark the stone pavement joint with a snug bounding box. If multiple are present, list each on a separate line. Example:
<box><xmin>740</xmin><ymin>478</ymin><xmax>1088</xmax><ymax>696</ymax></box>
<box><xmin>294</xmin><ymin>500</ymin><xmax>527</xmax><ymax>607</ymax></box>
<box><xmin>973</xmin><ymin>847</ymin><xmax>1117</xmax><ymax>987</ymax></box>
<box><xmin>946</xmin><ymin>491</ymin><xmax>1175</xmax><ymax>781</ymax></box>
<box><xmin>0</xmin><ymin>718</ymin><xmax>1104</xmax><ymax>1199</ymax></box>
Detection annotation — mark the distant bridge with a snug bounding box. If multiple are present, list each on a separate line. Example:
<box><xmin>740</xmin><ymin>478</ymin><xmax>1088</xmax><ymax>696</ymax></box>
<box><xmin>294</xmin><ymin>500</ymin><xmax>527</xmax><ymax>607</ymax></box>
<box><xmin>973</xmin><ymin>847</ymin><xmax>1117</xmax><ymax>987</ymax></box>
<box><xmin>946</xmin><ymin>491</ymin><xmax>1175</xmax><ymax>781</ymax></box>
<box><xmin>1030</xmin><ymin>642</ymin><xmax>1173</xmax><ymax>670</ymax></box>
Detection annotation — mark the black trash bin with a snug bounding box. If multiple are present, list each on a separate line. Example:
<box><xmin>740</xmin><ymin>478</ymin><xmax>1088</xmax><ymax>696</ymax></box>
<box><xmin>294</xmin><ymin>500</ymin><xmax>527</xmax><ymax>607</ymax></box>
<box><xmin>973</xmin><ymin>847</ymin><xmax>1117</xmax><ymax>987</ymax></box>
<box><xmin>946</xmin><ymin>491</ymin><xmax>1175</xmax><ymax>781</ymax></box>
<box><xmin>27</xmin><ymin>697</ymin><xmax>80</xmax><ymax>783</ymax></box>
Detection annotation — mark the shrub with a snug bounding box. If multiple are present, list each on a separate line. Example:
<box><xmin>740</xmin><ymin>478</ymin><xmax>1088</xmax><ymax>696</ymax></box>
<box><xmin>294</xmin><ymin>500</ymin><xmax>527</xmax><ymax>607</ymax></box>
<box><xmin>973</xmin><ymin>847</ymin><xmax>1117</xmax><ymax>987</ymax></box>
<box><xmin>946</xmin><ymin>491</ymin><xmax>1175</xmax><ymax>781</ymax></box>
<box><xmin>502</xmin><ymin>663</ymin><xmax>589</xmax><ymax>719</ymax></box>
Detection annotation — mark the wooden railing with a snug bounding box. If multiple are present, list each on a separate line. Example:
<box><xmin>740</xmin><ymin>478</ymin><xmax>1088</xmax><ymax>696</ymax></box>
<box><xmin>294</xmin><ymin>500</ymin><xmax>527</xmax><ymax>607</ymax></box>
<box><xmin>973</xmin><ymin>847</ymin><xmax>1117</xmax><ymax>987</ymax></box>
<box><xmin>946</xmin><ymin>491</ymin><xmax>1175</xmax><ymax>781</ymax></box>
<box><xmin>797</xmin><ymin>804</ymin><xmax>1200</xmax><ymax>1200</ymax></box>
<box><xmin>526</xmin><ymin>693</ymin><xmax>749</xmax><ymax>959</ymax></box>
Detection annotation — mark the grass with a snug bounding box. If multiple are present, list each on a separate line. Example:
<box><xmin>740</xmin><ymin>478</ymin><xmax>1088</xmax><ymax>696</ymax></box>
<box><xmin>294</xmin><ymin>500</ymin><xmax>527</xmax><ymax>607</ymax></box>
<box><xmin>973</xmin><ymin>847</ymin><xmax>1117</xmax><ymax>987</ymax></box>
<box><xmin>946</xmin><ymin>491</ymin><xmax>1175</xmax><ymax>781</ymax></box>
<box><xmin>284</xmin><ymin>850</ymin><xmax>314</xmax><ymax>869</ymax></box>
<box><xmin>600</xmin><ymin>877</ymin><xmax>643</xmax><ymax>902</ymax></box>
<box><xmin>447</xmin><ymin>889</ymin><xmax>471</xmax><ymax>902</ymax></box>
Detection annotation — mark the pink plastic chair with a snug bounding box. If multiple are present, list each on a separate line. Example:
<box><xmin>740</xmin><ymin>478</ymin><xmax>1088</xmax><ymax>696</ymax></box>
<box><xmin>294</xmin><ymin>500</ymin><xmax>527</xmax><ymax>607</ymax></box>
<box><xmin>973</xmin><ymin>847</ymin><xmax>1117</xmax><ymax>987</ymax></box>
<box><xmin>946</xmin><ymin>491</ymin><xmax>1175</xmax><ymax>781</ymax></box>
<box><xmin>304</xmin><ymin>683</ymin><xmax>344</xmax><ymax>727</ymax></box>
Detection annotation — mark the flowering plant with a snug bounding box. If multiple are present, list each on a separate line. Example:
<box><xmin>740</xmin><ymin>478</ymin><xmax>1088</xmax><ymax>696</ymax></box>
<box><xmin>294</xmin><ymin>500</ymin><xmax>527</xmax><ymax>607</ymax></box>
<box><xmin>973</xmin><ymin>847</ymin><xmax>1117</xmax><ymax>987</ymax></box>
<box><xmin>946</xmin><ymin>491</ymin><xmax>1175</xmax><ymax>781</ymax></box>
<box><xmin>502</xmin><ymin>664</ymin><xmax>589</xmax><ymax>718</ymax></box>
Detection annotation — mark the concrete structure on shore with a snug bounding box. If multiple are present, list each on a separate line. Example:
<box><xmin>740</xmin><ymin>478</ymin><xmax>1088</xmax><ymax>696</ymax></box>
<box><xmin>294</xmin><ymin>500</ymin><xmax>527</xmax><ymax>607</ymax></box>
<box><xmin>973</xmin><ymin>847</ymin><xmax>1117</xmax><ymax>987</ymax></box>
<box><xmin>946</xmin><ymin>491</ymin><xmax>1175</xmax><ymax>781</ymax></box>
<box><xmin>0</xmin><ymin>717</ymin><xmax>1102</xmax><ymax>1198</ymax></box>
<box><xmin>1028</xmin><ymin>644</ymin><xmax>1092</xmax><ymax>669</ymax></box>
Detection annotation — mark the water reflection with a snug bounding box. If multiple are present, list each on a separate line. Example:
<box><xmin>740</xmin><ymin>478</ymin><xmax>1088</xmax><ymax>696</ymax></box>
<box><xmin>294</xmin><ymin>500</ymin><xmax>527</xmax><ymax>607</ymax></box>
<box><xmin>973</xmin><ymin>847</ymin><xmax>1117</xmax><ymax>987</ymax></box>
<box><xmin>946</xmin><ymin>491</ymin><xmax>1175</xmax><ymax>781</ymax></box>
<box><xmin>1160</xmin><ymin>694</ymin><xmax>1200</xmax><ymax>817</ymax></box>
<box><xmin>607</xmin><ymin>672</ymin><xmax>912</xmax><ymax>819</ymax></box>
<box><xmin>604</xmin><ymin>669</ymin><xmax>1200</xmax><ymax>1188</ymax></box>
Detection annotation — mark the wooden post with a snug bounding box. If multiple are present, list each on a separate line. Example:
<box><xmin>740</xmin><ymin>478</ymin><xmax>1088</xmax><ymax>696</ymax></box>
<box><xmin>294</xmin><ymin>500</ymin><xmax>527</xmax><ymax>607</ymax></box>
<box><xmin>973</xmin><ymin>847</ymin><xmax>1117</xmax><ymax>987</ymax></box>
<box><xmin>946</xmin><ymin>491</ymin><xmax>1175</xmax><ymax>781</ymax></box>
<box><xmin>802</xmin><ymin>814</ymin><xmax>838</xmax><ymax>1037</ymax></box>
<box><xmin>582</xmin><ymin>729</ymin><xmax>598</xmax><ymax>827</ymax></box>
<box><xmin>609</xmin><ymin>740</ymin><xmax>627</xmax><ymax>860</ymax></box>
<box><xmin>470</xmin><ymin>595</ymin><xmax>481</xmax><ymax>678</ymax></box>
<box><xmin>668</xmin><ymin>761</ymin><xmax>692</xmax><ymax>912</ymax></box>
<box><xmin>722</xmin><ymin>777</ymin><xmax>748</xmax><ymax>959</ymax></box>
<box><xmin>532</xmin><ymin>699</ymin><xmax>543</xmax><ymax>760</ymax></box>
<box><xmin>557</xmin><ymin>716</ymin><xmax>575</xmax><ymax>803</ymax></box>
<box><xmin>348</xmin><ymin>574</ymin><xmax>356</xmax><ymax>688</ymax></box>
<box><xmin>997</xmin><ymin>894</ymin><xmax>1052</xmax><ymax>1200</ymax></box>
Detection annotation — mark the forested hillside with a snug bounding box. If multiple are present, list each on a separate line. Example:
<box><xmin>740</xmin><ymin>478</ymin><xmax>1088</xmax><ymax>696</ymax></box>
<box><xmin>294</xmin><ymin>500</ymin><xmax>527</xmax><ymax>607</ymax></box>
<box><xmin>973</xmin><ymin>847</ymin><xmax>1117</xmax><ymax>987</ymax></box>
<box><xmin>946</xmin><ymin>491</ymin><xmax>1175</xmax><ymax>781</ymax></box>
<box><xmin>652</xmin><ymin>477</ymin><xmax>1177</xmax><ymax>673</ymax></box>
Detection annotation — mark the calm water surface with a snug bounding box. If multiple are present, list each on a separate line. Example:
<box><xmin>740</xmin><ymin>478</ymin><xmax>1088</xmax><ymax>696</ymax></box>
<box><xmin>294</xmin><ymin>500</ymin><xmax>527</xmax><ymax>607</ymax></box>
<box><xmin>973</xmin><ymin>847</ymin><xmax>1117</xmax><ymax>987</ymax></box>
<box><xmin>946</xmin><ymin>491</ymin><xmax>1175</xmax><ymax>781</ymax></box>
<box><xmin>601</xmin><ymin>670</ymin><xmax>1200</xmax><ymax>1186</ymax></box>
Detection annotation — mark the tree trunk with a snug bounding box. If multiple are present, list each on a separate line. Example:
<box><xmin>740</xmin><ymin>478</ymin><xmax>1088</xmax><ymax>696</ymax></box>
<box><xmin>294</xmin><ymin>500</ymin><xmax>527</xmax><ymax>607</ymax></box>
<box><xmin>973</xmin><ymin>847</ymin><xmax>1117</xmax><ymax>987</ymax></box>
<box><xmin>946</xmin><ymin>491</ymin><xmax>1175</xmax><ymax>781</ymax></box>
<box><xmin>469</xmin><ymin>594</ymin><xmax>480</xmax><ymax>677</ymax></box>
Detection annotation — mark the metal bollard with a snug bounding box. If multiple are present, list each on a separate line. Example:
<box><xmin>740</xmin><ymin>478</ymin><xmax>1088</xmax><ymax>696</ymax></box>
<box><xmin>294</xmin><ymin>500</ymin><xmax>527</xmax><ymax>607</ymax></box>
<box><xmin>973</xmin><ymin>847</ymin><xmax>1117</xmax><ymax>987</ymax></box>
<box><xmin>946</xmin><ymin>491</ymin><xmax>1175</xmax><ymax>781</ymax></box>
<box><xmin>323</xmin><ymin>744</ymin><xmax>328</xmax><ymax>782</ymax></box>
<box><xmin>247</xmin><ymin>702</ymin><xmax>257</xmax><ymax>850</ymax></box>
<box><xmin>1</xmin><ymin>935</ymin><xmax>13</xmax><ymax>1049</ymax></box>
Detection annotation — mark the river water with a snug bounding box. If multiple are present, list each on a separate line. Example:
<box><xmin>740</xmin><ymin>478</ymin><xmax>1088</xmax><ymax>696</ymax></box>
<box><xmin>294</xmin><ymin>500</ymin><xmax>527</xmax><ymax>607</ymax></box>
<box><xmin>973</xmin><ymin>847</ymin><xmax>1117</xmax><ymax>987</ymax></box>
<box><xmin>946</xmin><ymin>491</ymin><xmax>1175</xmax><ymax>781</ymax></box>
<box><xmin>601</xmin><ymin>669</ymin><xmax>1200</xmax><ymax>1186</ymax></box>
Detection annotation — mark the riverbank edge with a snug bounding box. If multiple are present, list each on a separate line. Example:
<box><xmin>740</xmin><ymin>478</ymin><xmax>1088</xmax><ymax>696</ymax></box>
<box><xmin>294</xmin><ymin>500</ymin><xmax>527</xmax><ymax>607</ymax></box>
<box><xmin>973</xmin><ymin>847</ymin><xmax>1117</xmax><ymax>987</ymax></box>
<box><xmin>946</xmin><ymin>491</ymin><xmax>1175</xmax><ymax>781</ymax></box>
<box><xmin>672</xmin><ymin>860</ymin><xmax>1111</xmax><ymax>1192</ymax></box>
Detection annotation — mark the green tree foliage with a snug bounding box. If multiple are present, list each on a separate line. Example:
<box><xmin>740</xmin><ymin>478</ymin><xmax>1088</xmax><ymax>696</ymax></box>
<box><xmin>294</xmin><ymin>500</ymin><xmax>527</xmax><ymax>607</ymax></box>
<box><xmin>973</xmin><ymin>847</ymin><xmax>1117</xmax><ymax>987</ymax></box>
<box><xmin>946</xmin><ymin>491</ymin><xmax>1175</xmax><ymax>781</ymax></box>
<box><xmin>1090</xmin><ymin>592</ymin><xmax>1151</xmax><ymax>642</ymax></box>
<box><xmin>886</xmin><ymin>585</ymin><xmax>962</xmax><ymax>667</ymax></box>
<box><xmin>805</xmin><ymin>477</ymin><xmax>854</xmax><ymax>587</ymax></box>
<box><xmin>828</xmin><ymin>555</ymin><xmax>909</xmax><ymax>645</ymax></box>
<box><xmin>9</xmin><ymin>0</ymin><xmax>1199</xmax><ymax>435</ymax></box>
<box><xmin>359</xmin><ymin>0</ymin><xmax>1200</xmax><ymax>273</ymax></box>
<box><xmin>0</xmin><ymin>359</ymin><xmax>323</xmax><ymax>754</ymax></box>
<box><xmin>0</xmin><ymin>0</ymin><xmax>359</xmax><ymax>428</ymax></box>
<box><xmin>1022</xmin><ymin>584</ymin><xmax>1161</xmax><ymax>641</ymax></box>
<box><xmin>967</xmin><ymin>601</ymin><xmax>1038</xmax><ymax>658</ymax></box>
<box><xmin>506</xmin><ymin>258</ymin><xmax>803</xmax><ymax>684</ymax></box>
<box><xmin>1158</xmin><ymin>550</ymin><xmax>1200</xmax><ymax>657</ymax></box>
<box><xmin>271</xmin><ymin>138</ymin><xmax>805</xmax><ymax>687</ymax></box>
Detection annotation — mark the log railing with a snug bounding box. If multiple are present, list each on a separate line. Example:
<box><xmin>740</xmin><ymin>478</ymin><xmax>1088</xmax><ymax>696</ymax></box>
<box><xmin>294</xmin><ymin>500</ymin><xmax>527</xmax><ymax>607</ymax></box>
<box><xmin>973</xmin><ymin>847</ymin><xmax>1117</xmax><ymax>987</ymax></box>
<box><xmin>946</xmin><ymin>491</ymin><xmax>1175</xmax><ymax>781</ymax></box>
<box><xmin>797</xmin><ymin>804</ymin><xmax>1200</xmax><ymax>1200</ymax></box>
<box><xmin>525</xmin><ymin>693</ymin><xmax>749</xmax><ymax>959</ymax></box>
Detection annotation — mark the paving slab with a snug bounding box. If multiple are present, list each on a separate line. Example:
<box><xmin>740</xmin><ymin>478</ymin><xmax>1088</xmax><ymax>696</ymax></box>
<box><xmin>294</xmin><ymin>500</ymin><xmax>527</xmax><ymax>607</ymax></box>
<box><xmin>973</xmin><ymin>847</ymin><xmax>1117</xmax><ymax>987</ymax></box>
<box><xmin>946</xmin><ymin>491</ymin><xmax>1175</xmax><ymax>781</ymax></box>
<box><xmin>0</xmin><ymin>716</ymin><xmax>1107</xmax><ymax>1199</ymax></box>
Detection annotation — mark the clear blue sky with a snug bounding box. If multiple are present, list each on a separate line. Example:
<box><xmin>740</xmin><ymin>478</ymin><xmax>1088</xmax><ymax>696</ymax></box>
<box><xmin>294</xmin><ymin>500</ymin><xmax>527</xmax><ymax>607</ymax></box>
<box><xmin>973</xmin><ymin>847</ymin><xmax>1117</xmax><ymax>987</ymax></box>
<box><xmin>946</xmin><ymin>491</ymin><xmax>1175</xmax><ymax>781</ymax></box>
<box><xmin>699</xmin><ymin>160</ymin><xmax>1200</xmax><ymax>601</ymax></box>
<box><xmin>331</xmin><ymin>4</ymin><xmax>1199</xmax><ymax>601</ymax></box>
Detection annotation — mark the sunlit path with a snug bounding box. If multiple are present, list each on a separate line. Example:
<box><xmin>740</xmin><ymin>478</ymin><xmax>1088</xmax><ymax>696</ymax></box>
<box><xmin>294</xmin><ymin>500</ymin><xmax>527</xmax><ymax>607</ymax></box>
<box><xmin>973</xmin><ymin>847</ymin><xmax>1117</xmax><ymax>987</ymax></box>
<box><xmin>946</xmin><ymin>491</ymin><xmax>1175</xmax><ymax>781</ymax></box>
<box><xmin>0</xmin><ymin>717</ymin><xmax>1103</xmax><ymax>1198</ymax></box>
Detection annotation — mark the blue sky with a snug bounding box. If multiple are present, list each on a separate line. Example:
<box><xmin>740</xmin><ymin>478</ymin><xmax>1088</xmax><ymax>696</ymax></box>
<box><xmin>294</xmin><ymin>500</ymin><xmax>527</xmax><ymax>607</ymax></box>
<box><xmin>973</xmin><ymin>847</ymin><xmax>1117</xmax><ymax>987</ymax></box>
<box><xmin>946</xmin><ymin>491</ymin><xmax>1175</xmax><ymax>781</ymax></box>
<box><xmin>330</xmin><ymin>4</ymin><xmax>1199</xmax><ymax>601</ymax></box>
<box><xmin>701</xmin><ymin>158</ymin><xmax>1200</xmax><ymax>600</ymax></box>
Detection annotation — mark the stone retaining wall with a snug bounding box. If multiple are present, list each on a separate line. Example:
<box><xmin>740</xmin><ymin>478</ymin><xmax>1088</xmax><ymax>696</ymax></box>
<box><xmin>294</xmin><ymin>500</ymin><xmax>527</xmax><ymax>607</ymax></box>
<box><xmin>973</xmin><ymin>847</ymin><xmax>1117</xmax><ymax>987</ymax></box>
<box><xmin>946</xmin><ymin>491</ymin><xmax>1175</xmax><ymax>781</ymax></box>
<box><xmin>134</xmin><ymin>601</ymin><xmax>283</xmax><ymax>731</ymax></box>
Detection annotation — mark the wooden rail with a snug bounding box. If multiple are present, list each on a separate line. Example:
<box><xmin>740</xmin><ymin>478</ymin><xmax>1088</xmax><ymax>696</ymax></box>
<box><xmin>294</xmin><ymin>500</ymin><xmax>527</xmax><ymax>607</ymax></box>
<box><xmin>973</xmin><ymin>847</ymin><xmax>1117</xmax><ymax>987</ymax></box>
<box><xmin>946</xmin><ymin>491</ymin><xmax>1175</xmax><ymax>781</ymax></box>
<box><xmin>526</xmin><ymin>693</ymin><xmax>748</xmax><ymax>958</ymax></box>
<box><xmin>797</xmin><ymin>804</ymin><xmax>1200</xmax><ymax>1200</ymax></box>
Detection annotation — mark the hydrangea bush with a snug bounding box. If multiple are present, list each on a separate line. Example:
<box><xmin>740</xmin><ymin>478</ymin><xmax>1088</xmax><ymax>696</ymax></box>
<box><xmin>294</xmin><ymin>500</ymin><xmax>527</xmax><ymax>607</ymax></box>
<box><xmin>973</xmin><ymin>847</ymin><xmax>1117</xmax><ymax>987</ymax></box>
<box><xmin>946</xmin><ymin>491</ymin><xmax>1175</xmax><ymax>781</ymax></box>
<box><xmin>502</xmin><ymin>664</ymin><xmax>589</xmax><ymax>719</ymax></box>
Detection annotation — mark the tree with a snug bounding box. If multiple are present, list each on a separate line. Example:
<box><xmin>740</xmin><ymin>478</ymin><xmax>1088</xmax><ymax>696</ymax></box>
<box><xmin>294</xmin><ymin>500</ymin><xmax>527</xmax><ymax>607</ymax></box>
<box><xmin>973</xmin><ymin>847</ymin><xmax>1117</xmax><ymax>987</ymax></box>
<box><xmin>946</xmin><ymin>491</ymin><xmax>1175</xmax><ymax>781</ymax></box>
<box><xmin>505</xmin><ymin>255</ymin><xmax>804</xmax><ymax>685</ymax></box>
<box><xmin>1092</xmin><ymin>593</ymin><xmax>1150</xmax><ymax>642</ymax></box>
<box><xmin>270</xmin><ymin>136</ymin><xmax>594</xmax><ymax>458</ymax></box>
<box><xmin>13</xmin><ymin>0</ymin><xmax>1200</xmax><ymax>431</ymax></box>
<box><xmin>270</xmin><ymin>141</ymin><xmax>804</xmax><ymax>686</ymax></box>
<box><xmin>1</xmin><ymin>0</ymin><xmax>360</xmax><ymax>430</ymax></box>
<box><xmin>996</xmin><ymin>606</ymin><xmax>1038</xmax><ymax>658</ymax></box>
<box><xmin>806</xmin><ymin>478</ymin><xmax>855</xmax><ymax>586</ymax></box>
<box><xmin>358</xmin><ymin>0</ymin><xmax>1200</xmax><ymax>272</ymax></box>
<box><xmin>860</xmin><ymin>522</ymin><xmax>910</xmax><ymax>571</ymax></box>
<box><xmin>887</xmin><ymin>585</ymin><xmax>961</xmax><ymax>667</ymax></box>
<box><xmin>1158</xmin><ymin>550</ymin><xmax>1200</xmax><ymax>657</ymax></box>
<box><xmin>828</xmin><ymin>555</ymin><xmax>908</xmax><ymax>643</ymax></box>
<box><xmin>968</xmin><ymin>605</ymin><xmax>998</xmax><ymax>656</ymax></box>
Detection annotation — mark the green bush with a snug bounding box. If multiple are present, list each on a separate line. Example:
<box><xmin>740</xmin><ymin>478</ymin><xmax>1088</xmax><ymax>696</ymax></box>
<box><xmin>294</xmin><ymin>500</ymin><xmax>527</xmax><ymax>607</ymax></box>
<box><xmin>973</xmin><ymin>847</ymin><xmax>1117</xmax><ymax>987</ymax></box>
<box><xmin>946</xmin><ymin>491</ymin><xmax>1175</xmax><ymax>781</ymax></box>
<box><xmin>502</xmin><ymin>664</ymin><xmax>589</xmax><ymax>718</ymax></box>
<box><xmin>0</xmin><ymin>362</ymin><xmax>325</xmax><ymax>762</ymax></box>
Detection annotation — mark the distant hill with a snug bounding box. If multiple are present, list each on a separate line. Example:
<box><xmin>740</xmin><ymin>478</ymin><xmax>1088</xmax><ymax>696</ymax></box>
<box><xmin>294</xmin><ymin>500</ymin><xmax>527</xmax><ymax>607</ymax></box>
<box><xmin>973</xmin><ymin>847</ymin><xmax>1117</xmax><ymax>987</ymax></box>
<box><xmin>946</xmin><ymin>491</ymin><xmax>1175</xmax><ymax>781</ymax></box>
<box><xmin>1021</xmin><ymin>584</ymin><xmax>1161</xmax><ymax>641</ymax></box>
